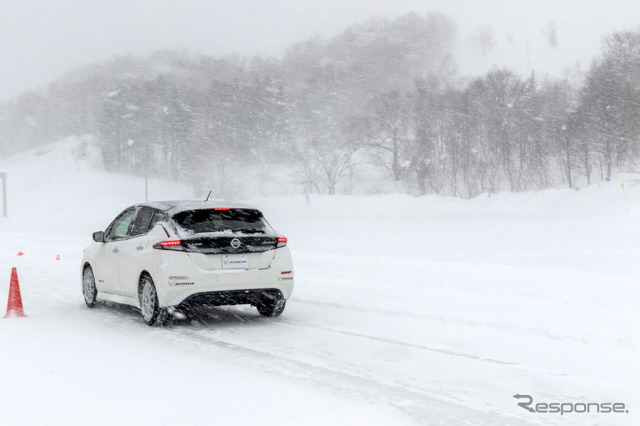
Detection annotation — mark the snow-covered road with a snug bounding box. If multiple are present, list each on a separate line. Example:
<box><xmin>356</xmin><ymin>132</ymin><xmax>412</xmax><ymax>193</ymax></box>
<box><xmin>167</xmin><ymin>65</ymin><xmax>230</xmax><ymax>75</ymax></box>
<box><xmin>1</xmin><ymin>141</ymin><xmax>638</xmax><ymax>425</ymax></box>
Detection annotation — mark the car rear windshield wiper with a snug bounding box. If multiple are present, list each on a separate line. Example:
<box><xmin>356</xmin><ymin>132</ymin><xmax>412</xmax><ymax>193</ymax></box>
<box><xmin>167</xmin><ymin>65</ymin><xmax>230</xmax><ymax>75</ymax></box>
<box><xmin>233</xmin><ymin>228</ymin><xmax>266</xmax><ymax>234</ymax></box>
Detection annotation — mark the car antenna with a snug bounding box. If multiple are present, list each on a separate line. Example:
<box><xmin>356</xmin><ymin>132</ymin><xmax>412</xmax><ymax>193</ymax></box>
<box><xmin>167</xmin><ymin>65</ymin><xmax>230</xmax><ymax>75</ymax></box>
<box><xmin>204</xmin><ymin>191</ymin><xmax>212</xmax><ymax>202</ymax></box>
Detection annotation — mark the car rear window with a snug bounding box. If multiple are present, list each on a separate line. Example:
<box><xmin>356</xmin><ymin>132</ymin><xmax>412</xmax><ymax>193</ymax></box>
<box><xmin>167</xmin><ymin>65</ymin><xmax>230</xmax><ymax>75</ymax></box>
<box><xmin>172</xmin><ymin>209</ymin><xmax>269</xmax><ymax>234</ymax></box>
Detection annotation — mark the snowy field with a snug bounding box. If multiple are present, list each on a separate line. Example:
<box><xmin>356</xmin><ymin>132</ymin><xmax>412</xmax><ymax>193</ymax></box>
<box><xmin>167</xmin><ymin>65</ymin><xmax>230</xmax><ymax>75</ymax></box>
<box><xmin>1</xmin><ymin>140</ymin><xmax>638</xmax><ymax>425</ymax></box>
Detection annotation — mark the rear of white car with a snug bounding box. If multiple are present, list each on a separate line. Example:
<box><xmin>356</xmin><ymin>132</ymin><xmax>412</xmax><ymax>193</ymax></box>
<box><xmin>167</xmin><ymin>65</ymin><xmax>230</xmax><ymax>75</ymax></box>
<box><xmin>81</xmin><ymin>201</ymin><xmax>294</xmax><ymax>325</ymax></box>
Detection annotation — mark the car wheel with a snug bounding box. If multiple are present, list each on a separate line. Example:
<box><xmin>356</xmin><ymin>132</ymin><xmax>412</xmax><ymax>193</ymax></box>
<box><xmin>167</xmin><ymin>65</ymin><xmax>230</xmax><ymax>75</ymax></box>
<box><xmin>82</xmin><ymin>266</ymin><xmax>97</xmax><ymax>308</ymax></box>
<box><xmin>256</xmin><ymin>297</ymin><xmax>286</xmax><ymax>317</ymax></box>
<box><xmin>139</xmin><ymin>274</ymin><xmax>167</xmax><ymax>326</ymax></box>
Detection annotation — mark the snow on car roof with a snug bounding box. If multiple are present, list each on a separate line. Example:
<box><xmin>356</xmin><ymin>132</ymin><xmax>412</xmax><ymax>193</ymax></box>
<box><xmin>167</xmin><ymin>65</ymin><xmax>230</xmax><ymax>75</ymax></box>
<box><xmin>135</xmin><ymin>200</ymin><xmax>257</xmax><ymax>214</ymax></box>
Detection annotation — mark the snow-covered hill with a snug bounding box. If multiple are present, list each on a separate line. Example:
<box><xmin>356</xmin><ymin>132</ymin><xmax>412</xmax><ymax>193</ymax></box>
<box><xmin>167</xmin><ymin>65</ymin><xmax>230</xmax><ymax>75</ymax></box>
<box><xmin>1</xmin><ymin>138</ymin><xmax>638</xmax><ymax>425</ymax></box>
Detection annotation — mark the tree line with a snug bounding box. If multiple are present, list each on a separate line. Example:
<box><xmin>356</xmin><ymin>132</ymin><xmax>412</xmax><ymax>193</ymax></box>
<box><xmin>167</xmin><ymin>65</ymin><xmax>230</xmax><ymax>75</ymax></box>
<box><xmin>1</xmin><ymin>14</ymin><xmax>639</xmax><ymax>198</ymax></box>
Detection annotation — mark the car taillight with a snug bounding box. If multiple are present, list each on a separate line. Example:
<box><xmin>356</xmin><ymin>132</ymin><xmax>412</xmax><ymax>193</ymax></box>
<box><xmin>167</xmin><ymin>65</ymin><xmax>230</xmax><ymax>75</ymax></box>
<box><xmin>214</xmin><ymin>207</ymin><xmax>231</xmax><ymax>211</ymax></box>
<box><xmin>277</xmin><ymin>236</ymin><xmax>287</xmax><ymax>248</ymax></box>
<box><xmin>153</xmin><ymin>240</ymin><xmax>184</xmax><ymax>251</ymax></box>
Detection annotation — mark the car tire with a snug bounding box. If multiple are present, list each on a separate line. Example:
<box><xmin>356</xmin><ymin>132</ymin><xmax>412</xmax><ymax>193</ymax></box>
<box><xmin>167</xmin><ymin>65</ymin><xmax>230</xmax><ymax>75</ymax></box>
<box><xmin>256</xmin><ymin>297</ymin><xmax>286</xmax><ymax>317</ymax></box>
<box><xmin>82</xmin><ymin>266</ymin><xmax>98</xmax><ymax>308</ymax></box>
<box><xmin>139</xmin><ymin>274</ymin><xmax>168</xmax><ymax>326</ymax></box>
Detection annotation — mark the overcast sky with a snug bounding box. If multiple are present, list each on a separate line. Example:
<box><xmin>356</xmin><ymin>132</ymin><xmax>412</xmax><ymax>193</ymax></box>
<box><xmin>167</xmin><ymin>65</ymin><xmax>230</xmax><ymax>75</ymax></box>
<box><xmin>1</xmin><ymin>0</ymin><xmax>639</xmax><ymax>102</ymax></box>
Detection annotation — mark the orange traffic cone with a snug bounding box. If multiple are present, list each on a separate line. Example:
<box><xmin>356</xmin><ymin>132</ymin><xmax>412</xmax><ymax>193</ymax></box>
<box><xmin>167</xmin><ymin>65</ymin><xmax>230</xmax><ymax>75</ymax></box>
<box><xmin>4</xmin><ymin>267</ymin><xmax>27</xmax><ymax>318</ymax></box>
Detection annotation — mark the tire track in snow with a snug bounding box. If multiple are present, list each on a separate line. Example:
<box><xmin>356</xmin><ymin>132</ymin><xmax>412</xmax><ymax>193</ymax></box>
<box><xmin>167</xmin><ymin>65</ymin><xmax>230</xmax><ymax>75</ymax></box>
<box><xmin>34</xmin><ymin>297</ymin><xmax>573</xmax><ymax>426</ymax></box>
<box><xmin>292</xmin><ymin>298</ymin><xmax>610</xmax><ymax>346</ymax></box>
<box><xmin>280</xmin><ymin>318</ymin><xmax>518</xmax><ymax>366</ymax></box>
<box><xmin>172</xmin><ymin>327</ymin><xmax>539</xmax><ymax>426</ymax></box>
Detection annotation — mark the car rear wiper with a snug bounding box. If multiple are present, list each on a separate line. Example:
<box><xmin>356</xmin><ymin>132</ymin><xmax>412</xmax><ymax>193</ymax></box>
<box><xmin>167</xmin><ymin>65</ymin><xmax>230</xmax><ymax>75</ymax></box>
<box><xmin>234</xmin><ymin>228</ymin><xmax>266</xmax><ymax>234</ymax></box>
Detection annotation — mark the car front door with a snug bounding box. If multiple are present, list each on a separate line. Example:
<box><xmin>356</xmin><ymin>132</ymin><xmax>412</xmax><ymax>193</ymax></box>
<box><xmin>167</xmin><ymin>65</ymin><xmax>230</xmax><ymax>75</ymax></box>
<box><xmin>117</xmin><ymin>207</ymin><xmax>157</xmax><ymax>297</ymax></box>
<box><xmin>96</xmin><ymin>208</ymin><xmax>136</xmax><ymax>293</ymax></box>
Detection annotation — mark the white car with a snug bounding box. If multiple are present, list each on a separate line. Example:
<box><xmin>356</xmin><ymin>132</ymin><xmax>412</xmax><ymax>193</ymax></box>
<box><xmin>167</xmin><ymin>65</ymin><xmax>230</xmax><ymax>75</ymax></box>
<box><xmin>81</xmin><ymin>201</ymin><xmax>294</xmax><ymax>325</ymax></box>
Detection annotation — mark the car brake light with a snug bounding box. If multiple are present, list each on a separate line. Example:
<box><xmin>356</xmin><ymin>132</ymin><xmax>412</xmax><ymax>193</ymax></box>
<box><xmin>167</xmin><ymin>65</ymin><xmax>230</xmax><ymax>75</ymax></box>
<box><xmin>214</xmin><ymin>207</ymin><xmax>231</xmax><ymax>211</ymax></box>
<box><xmin>153</xmin><ymin>240</ymin><xmax>184</xmax><ymax>250</ymax></box>
<box><xmin>277</xmin><ymin>236</ymin><xmax>287</xmax><ymax>248</ymax></box>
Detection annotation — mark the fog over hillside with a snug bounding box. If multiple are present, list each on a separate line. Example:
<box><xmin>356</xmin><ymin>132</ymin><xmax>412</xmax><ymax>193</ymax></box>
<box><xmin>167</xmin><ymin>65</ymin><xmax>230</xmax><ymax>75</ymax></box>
<box><xmin>2</xmin><ymin>0</ymin><xmax>639</xmax><ymax>102</ymax></box>
<box><xmin>1</xmin><ymin>9</ymin><xmax>640</xmax><ymax>200</ymax></box>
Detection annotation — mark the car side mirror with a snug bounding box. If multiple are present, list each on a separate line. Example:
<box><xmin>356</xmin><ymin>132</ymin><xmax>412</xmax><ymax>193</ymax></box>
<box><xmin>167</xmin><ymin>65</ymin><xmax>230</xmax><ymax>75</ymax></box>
<box><xmin>93</xmin><ymin>231</ymin><xmax>105</xmax><ymax>242</ymax></box>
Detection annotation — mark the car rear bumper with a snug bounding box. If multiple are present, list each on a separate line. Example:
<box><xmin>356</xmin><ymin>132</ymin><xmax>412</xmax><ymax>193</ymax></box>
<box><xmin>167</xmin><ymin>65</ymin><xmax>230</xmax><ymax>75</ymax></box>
<box><xmin>153</xmin><ymin>248</ymin><xmax>294</xmax><ymax>307</ymax></box>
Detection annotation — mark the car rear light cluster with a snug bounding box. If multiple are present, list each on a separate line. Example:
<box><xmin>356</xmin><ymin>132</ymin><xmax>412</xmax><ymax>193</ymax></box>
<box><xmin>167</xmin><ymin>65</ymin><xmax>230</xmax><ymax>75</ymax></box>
<box><xmin>153</xmin><ymin>240</ymin><xmax>184</xmax><ymax>251</ymax></box>
<box><xmin>154</xmin><ymin>236</ymin><xmax>288</xmax><ymax>251</ymax></box>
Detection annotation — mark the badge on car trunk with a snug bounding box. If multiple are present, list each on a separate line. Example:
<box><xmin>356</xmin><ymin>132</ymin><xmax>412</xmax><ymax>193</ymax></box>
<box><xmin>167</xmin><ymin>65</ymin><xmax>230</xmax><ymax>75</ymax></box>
<box><xmin>222</xmin><ymin>254</ymin><xmax>248</xmax><ymax>269</ymax></box>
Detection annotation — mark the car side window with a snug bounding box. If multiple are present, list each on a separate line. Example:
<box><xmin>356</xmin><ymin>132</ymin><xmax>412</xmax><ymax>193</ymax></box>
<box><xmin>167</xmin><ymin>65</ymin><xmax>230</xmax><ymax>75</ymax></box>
<box><xmin>106</xmin><ymin>208</ymin><xmax>136</xmax><ymax>241</ymax></box>
<box><xmin>149</xmin><ymin>212</ymin><xmax>167</xmax><ymax>229</ymax></box>
<box><xmin>130</xmin><ymin>208</ymin><xmax>156</xmax><ymax>237</ymax></box>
